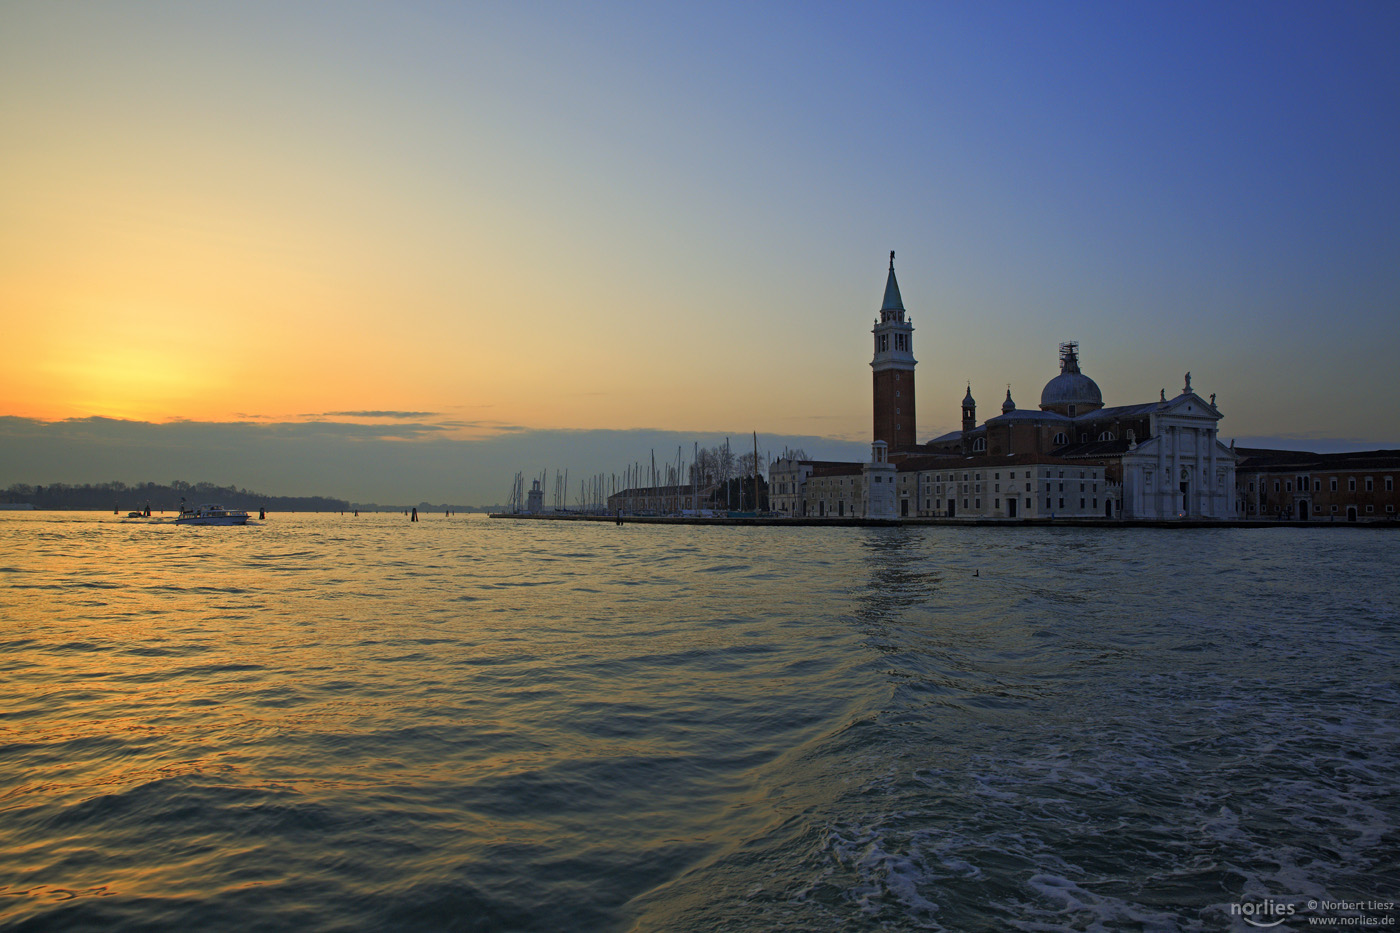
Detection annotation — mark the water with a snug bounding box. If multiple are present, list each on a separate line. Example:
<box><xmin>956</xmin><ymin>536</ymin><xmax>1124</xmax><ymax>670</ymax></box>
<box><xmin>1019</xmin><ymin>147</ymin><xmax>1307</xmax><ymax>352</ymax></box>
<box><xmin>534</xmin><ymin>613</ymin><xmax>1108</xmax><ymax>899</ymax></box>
<box><xmin>1</xmin><ymin>512</ymin><xmax>1396</xmax><ymax>931</ymax></box>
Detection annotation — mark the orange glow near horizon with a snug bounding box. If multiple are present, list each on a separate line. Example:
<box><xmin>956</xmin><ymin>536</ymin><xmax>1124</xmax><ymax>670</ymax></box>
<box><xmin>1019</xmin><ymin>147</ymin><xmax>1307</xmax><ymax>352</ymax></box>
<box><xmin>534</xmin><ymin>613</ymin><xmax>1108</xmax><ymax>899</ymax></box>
<box><xmin>3</xmin><ymin>4</ymin><xmax>1396</xmax><ymax>452</ymax></box>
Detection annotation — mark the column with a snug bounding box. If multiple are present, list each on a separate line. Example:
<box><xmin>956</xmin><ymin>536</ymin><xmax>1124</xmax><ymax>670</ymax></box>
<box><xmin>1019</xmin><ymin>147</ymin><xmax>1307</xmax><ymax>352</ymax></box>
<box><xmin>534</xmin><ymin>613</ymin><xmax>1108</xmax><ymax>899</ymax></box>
<box><xmin>1170</xmin><ymin>426</ymin><xmax>1180</xmax><ymax>517</ymax></box>
<box><xmin>1194</xmin><ymin>427</ymin><xmax>1204</xmax><ymax>517</ymax></box>
<box><xmin>1157</xmin><ymin>428</ymin><xmax>1167</xmax><ymax>518</ymax></box>
<box><xmin>1207</xmin><ymin>428</ymin><xmax>1217</xmax><ymax>518</ymax></box>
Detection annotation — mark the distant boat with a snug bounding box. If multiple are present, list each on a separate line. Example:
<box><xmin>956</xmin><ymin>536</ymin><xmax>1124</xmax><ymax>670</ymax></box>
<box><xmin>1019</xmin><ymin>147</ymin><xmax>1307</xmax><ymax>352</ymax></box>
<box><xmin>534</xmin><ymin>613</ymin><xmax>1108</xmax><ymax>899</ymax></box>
<box><xmin>175</xmin><ymin>503</ymin><xmax>250</xmax><ymax>526</ymax></box>
<box><xmin>126</xmin><ymin>511</ymin><xmax>144</xmax><ymax>518</ymax></box>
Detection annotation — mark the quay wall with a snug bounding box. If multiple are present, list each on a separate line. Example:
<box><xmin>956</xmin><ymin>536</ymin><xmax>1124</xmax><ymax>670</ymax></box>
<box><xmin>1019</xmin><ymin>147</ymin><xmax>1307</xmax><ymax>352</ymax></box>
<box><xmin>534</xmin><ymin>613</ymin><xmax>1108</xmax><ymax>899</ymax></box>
<box><xmin>488</xmin><ymin>513</ymin><xmax>1397</xmax><ymax>530</ymax></box>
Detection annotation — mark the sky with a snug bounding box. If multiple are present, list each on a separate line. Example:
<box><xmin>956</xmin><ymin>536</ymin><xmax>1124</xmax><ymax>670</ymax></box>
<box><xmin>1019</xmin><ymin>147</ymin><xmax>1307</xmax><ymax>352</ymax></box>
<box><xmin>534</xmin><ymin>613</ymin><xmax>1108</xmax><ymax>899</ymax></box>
<box><xmin>2</xmin><ymin>1</ymin><xmax>1397</xmax><ymax>504</ymax></box>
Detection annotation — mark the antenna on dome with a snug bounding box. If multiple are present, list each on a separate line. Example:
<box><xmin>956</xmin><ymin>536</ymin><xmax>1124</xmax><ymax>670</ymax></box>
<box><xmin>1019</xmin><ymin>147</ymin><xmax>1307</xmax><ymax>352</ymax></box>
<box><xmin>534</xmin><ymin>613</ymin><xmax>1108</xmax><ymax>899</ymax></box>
<box><xmin>889</xmin><ymin>250</ymin><xmax>895</xmax><ymax>269</ymax></box>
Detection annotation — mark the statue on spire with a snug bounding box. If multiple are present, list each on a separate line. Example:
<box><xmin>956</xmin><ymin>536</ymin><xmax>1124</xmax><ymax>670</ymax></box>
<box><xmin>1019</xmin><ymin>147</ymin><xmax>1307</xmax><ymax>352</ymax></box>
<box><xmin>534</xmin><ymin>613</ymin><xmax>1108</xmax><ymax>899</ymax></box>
<box><xmin>889</xmin><ymin>250</ymin><xmax>895</xmax><ymax>269</ymax></box>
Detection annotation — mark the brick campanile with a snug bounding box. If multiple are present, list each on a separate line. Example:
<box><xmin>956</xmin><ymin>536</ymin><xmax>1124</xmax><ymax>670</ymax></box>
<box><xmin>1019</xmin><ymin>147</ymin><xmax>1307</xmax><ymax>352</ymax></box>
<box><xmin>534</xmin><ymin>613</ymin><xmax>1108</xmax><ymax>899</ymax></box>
<box><xmin>871</xmin><ymin>251</ymin><xmax>917</xmax><ymax>450</ymax></box>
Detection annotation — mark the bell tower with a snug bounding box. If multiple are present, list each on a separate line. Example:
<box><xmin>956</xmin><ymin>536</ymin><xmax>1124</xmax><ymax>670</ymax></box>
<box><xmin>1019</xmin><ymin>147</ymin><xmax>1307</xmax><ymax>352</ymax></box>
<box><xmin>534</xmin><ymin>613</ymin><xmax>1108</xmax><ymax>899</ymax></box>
<box><xmin>871</xmin><ymin>251</ymin><xmax>917</xmax><ymax>450</ymax></box>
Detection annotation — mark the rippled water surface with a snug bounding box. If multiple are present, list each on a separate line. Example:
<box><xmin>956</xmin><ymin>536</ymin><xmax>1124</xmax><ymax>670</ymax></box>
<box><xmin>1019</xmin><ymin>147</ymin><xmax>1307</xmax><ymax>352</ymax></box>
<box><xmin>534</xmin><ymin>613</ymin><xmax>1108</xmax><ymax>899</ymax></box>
<box><xmin>1</xmin><ymin>512</ymin><xmax>1396</xmax><ymax>931</ymax></box>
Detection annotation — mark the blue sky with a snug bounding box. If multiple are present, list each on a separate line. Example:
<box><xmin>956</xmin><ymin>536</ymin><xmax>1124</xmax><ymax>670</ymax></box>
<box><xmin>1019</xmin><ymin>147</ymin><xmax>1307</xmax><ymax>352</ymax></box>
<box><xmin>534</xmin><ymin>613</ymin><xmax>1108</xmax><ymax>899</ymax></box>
<box><xmin>1</xmin><ymin>1</ymin><xmax>1397</xmax><ymax>502</ymax></box>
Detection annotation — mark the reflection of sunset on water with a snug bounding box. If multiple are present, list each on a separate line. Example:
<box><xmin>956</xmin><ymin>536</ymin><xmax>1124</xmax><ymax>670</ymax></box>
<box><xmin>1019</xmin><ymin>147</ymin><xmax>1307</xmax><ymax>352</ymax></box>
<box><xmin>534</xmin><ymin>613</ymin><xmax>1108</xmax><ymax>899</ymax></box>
<box><xmin>1</xmin><ymin>512</ymin><xmax>1396</xmax><ymax>929</ymax></box>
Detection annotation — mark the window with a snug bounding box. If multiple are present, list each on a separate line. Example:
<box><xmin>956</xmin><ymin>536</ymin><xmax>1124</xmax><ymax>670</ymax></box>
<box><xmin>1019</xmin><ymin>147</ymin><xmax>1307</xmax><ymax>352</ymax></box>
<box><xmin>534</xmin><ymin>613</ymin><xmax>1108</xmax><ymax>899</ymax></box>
<box><xmin>1058</xmin><ymin>498</ymin><xmax>1065</xmax><ymax>509</ymax></box>
<box><xmin>1010</xmin><ymin>472</ymin><xmax>1016</xmax><ymax>479</ymax></box>
<box><xmin>1315</xmin><ymin>480</ymin><xmax>1321</xmax><ymax>492</ymax></box>
<box><xmin>1274</xmin><ymin>481</ymin><xmax>1280</xmax><ymax>492</ymax></box>
<box><xmin>1053</xmin><ymin>433</ymin><xmax>1067</xmax><ymax>445</ymax></box>
<box><xmin>973</xmin><ymin>438</ymin><xmax>986</xmax><ymax>452</ymax></box>
<box><xmin>975</xmin><ymin>499</ymin><xmax>981</xmax><ymax>509</ymax></box>
<box><xmin>994</xmin><ymin>499</ymin><xmax>1000</xmax><ymax>509</ymax></box>
<box><xmin>1081</xmin><ymin>434</ymin><xmax>1088</xmax><ymax>443</ymax></box>
<box><xmin>1388</xmin><ymin>477</ymin><xmax>1394</xmax><ymax>492</ymax></box>
<box><xmin>1349</xmin><ymin>478</ymin><xmax>1356</xmax><ymax>492</ymax></box>
<box><xmin>1366</xmin><ymin>477</ymin><xmax>1374</xmax><ymax>492</ymax></box>
<box><xmin>1046</xmin><ymin>498</ymin><xmax>1052</xmax><ymax>509</ymax></box>
<box><xmin>1331</xmin><ymin>478</ymin><xmax>1338</xmax><ymax>492</ymax></box>
<box><xmin>1098</xmin><ymin>431</ymin><xmax>1114</xmax><ymax>441</ymax></box>
<box><xmin>1080</xmin><ymin>499</ymin><xmax>1085</xmax><ymax>508</ymax></box>
<box><xmin>1367</xmin><ymin>505</ymin><xmax>1374</xmax><ymax>513</ymax></box>
<box><xmin>1285</xmin><ymin>481</ymin><xmax>1292</xmax><ymax>492</ymax></box>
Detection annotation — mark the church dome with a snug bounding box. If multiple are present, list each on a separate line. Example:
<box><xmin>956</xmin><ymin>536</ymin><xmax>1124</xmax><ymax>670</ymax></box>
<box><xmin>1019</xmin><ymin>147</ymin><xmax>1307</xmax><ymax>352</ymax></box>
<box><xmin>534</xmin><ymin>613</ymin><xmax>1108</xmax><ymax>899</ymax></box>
<box><xmin>1039</xmin><ymin>342</ymin><xmax>1103</xmax><ymax>416</ymax></box>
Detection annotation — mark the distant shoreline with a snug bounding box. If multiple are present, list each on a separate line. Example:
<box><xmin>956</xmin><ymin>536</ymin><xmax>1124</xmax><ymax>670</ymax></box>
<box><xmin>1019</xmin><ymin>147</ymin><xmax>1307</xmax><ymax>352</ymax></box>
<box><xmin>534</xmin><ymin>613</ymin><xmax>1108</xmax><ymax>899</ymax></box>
<box><xmin>489</xmin><ymin>512</ymin><xmax>1396</xmax><ymax>529</ymax></box>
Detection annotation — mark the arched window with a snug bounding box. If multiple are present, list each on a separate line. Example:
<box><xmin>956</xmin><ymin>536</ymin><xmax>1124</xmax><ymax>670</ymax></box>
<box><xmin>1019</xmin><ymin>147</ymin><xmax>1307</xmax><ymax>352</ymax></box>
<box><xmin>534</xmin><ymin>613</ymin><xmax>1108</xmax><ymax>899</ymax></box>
<box><xmin>1098</xmin><ymin>431</ymin><xmax>1115</xmax><ymax>441</ymax></box>
<box><xmin>973</xmin><ymin>437</ymin><xmax>987</xmax><ymax>452</ymax></box>
<box><xmin>1053</xmin><ymin>432</ymin><xmax>1068</xmax><ymax>446</ymax></box>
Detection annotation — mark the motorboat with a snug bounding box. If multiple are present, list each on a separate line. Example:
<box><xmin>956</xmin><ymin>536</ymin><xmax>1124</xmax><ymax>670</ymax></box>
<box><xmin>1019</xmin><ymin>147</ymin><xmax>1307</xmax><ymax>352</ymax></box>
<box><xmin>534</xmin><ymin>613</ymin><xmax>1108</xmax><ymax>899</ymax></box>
<box><xmin>175</xmin><ymin>503</ymin><xmax>251</xmax><ymax>526</ymax></box>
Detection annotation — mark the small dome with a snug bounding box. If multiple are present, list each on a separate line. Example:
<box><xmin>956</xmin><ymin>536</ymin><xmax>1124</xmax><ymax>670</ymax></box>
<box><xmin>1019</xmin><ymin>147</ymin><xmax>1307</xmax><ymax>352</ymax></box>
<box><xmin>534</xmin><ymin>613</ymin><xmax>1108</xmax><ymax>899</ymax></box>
<box><xmin>1002</xmin><ymin>388</ymin><xmax>1015</xmax><ymax>414</ymax></box>
<box><xmin>1039</xmin><ymin>342</ymin><xmax>1103</xmax><ymax>415</ymax></box>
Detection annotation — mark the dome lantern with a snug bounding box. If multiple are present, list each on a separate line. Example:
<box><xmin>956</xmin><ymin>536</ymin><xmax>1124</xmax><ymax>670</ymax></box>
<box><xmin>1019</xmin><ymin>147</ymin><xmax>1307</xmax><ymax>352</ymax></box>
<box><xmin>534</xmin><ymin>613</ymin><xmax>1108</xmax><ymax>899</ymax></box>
<box><xmin>1039</xmin><ymin>341</ymin><xmax>1103</xmax><ymax>417</ymax></box>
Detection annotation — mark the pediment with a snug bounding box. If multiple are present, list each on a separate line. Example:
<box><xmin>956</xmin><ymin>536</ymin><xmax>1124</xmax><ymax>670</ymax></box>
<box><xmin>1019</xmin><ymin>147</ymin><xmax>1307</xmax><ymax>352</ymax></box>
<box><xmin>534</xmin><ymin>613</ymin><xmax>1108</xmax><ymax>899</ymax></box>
<box><xmin>1159</xmin><ymin>392</ymin><xmax>1221</xmax><ymax>420</ymax></box>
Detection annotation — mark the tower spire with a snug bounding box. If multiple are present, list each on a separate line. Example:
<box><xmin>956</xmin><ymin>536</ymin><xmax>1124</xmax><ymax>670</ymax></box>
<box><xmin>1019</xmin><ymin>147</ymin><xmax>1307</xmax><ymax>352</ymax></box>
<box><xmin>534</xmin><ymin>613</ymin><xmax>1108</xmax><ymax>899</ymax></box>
<box><xmin>881</xmin><ymin>251</ymin><xmax>904</xmax><ymax>312</ymax></box>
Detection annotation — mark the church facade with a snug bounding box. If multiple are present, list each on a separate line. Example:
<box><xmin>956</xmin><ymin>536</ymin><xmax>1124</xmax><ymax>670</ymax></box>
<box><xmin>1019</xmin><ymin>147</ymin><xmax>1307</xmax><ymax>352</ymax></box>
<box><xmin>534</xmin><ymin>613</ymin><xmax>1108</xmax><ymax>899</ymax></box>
<box><xmin>771</xmin><ymin>255</ymin><xmax>1238</xmax><ymax>520</ymax></box>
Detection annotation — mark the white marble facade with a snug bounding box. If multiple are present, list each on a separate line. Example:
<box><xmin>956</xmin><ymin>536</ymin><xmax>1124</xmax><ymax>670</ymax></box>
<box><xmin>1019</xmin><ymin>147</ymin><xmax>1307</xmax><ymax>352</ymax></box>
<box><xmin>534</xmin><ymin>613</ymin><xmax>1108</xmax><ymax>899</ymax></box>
<box><xmin>1119</xmin><ymin>380</ymin><xmax>1236</xmax><ymax>519</ymax></box>
<box><xmin>863</xmin><ymin>441</ymin><xmax>898</xmax><ymax>519</ymax></box>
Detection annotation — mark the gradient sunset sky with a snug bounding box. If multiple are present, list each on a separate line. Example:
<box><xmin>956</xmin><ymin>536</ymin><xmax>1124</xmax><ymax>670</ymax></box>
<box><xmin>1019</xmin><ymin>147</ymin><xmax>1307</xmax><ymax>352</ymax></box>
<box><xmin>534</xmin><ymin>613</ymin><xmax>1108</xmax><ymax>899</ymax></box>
<box><xmin>2</xmin><ymin>2</ymin><xmax>1397</xmax><ymax>502</ymax></box>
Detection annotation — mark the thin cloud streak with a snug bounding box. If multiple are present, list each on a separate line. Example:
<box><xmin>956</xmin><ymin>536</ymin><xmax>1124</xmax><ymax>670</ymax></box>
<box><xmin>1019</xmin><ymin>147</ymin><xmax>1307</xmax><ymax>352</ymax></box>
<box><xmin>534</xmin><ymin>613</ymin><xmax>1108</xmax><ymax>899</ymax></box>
<box><xmin>314</xmin><ymin>410</ymin><xmax>442</xmax><ymax>420</ymax></box>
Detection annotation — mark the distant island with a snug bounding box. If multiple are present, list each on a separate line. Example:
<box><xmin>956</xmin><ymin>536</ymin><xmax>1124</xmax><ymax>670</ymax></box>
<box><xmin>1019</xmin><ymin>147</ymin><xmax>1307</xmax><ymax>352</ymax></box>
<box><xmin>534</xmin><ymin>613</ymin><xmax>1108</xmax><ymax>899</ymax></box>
<box><xmin>2</xmin><ymin>481</ymin><xmax>348</xmax><ymax>513</ymax></box>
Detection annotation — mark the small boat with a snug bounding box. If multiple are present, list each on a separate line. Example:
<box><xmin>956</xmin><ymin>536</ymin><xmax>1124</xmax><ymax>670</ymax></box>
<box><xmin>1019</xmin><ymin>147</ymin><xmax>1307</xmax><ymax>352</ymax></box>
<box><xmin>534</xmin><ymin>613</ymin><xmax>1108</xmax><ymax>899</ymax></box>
<box><xmin>175</xmin><ymin>503</ymin><xmax>250</xmax><ymax>526</ymax></box>
<box><xmin>126</xmin><ymin>511</ymin><xmax>144</xmax><ymax>518</ymax></box>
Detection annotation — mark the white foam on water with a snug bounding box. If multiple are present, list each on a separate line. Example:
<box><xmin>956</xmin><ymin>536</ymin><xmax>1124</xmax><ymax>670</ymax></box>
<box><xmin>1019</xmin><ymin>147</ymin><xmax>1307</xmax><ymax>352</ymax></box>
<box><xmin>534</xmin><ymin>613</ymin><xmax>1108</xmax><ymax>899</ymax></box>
<box><xmin>1009</xmin><ymin>873</ymin><xmax>1188</xmax><ymax>933</ymax></box>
